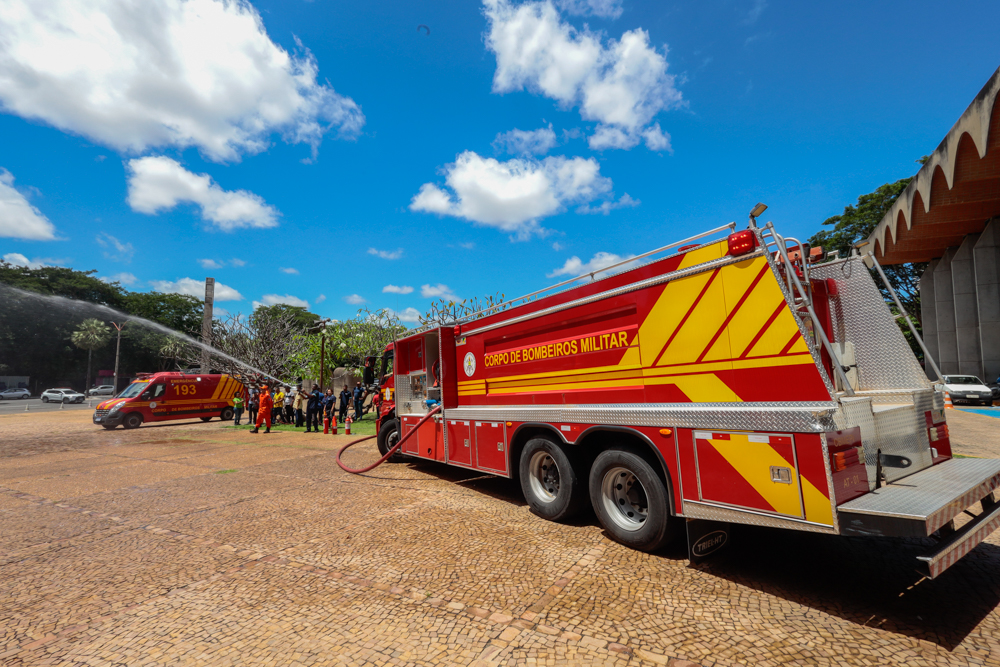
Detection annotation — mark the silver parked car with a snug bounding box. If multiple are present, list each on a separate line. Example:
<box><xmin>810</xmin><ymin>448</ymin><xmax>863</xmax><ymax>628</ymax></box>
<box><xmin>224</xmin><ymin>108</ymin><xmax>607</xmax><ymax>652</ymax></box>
<box><xmin>87</xmin><ymin>385</ymin><xmax>115</xmax><ymax>397</ymax></box>
<box><xmin>0</xmin><ymin>387</ymin><xmax>30</xmax><ymax>399</ymax></box>
<box><xmin>40</xmin><ymin>388</ymin><xmax>85</xmax><ymax>403</ymax></box>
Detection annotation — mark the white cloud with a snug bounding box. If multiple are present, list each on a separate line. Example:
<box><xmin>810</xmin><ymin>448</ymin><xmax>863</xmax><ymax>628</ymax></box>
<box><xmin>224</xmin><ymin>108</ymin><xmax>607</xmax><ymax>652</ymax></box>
<box><xmin>577</xmin><ymin>192</ymin><xmax>639</xmax><ymax>214</ymax></box>
<box><xmin>229</xmin><ymin>258</ymin><xmax>246</xmax><ymax>267</ymax></box>
<box><xmin>745</xmin><ymin>0</ymin><xmax>767</xmax><ymax>24</ymax></box>
<box><xmin>389</xmin><ymin>307</ymin><xmax>422</xmax><ymax>324</ymax></box>
<box><xmin>383</xmin><ymin>284</ymin><xmax>414</xmax><ymax>294</ymax></box>
<box><xmin>0</xmin><ymin>169</ymin><xmax>57</xmax><ymax>240</ymax></box>
<box><xmin>280</xmin><ymin>267</ymin><xmax>299</xmax><ymax>274</ymax></box>
<box><xmin>150</xmin><ymin>277</ymin><xmax>243</xmax><ymax>301</ymax></box>
<box><xmin>100</xmin><ymin>272</ymin><xmax>138</xmax><ymax>286</ymax></box>
<box><xmin>547</xmin><ymin>251</ymin><xmax>636</xmax><ymax>278</ymax></box>
<box><xmin>127</xmin><ymin>156</ymin><xmax>279</xmax><ymax>231</ymax></box>
<box><xmin>0</xmin><ymin>0</ymin><xmax>363</xmax><ymax>162</ymax></box>
<box><xmin>252</xmin><ymin>293</ymin><xmax>309</xmax><ymax>309</ymax></box>
<box><xmin>493</xmin><ymin>124</ymin><xmax>557</xmax><ymax>155</ymax></box>
<box><xmin>367</xmin><ymin>247</ymin><xmax>403</xmax><ymax>260</ymax></box>
<box><xmin>344</xmin><ymin>294</ymin><xmax>366</xmax><ymax>305</ymax></box>
<box><xmin>315</xmin><ymin>294</ymin><xmax>326</xmax><ymax>304</ymax></box>
<box><xmin>421</xmin><ymin>283</ymin><xmax>458</xmax><ymax>300</ymax></box>
<box><xmin>410</xmin><ymin>151</ymin><xmax>615</xmax><ymax>238</ymax></box>
<box><xmin>552</xmin><ymin>241</ymin><xmax>564</xmax><ymax>251</ymax></box>
<box><xmin>555</xmin><ymin>0</ymin><xmax>623</xmax><ymax>18</ymax></box>
<box><xmin>459</xmin><ymin>242</ymin><xmax>476</xmax><ymax>250</ymax></box>
<box><xmin>3</xmin><ymin>252</ymin><xmax>45</xmax><ymax>269</ymax></box>
<box><xmin>484</xmin><ymin>0</ymin><xmax>681</xmax><ymax>151</ymax></box>
<box><xmin>198</xmin><ymin>258</ymin><xmax>224</xmax><ymax>270</ymax></box>
<box><xmin>95</xmin><ymin>232</ymin><xmax>134</xmax><ymax>262</ymax></box>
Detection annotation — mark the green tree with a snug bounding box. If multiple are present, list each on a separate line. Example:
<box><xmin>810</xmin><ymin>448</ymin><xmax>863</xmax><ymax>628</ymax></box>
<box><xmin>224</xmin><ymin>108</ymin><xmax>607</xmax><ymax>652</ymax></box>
<box><xmin>252</xmin><ymin>304</ymin><xmax>320</xmax><ymax>331</ymax></box>
<box><xmin>809</xmin><ymin>162</ymin><xmax>929</xmax><ymax>358</ymax></box>
<box><xmin>71</xmin><ymin>318</ymin><xmax>112</xmax><ymax>394</ymax></box>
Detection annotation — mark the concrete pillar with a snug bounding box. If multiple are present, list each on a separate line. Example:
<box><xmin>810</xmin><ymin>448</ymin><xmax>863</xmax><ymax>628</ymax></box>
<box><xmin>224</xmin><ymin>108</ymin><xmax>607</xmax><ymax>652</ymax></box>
<box><xmin>934</xmin><ymin>248</ymin><xmax>959</xmax><ymax>375</ymax></box>
<box><xmin>952</xmin><ymin>234</ymin><xmax>982</xmax><ymax>377</ymax></box>
<box><xmin>920</xmin><ymin>259</ymin><xmax>939</xmax><ymax>381</ymax></box>
<box><xmin>201</xmin><ymin>277</ymin><xmax>215</xmax><ymax>374</ymax></box>
<box><xmin>974</xmin><ymin>219</ymin><xmax>1000</xmax><ymax>383</ymax></box>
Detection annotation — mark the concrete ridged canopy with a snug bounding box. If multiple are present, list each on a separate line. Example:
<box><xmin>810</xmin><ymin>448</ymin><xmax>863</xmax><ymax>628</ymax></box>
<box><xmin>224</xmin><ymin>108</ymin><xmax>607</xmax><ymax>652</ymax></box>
<box><xmin>866</xmin><ymin>66</ymin><xmax>1000</xmax><ymax>265</ymax></box>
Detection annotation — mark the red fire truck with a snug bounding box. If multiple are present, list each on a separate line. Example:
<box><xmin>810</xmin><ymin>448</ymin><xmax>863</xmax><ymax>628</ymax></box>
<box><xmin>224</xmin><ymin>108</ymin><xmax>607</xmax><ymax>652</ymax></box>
<box><xmin>93</xmin><ymin>372</ymin><xmax>245</xmax><ymax>429</ymax></box>
<box><xmin>367</xmin><ymin>209</ymin><xmax>1000</xmax><ymax>578</ymax></box>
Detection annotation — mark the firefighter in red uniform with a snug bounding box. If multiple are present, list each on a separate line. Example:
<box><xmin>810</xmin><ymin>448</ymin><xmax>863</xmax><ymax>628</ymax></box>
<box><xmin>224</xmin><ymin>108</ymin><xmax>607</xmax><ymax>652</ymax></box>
<box><xmin>250</xmin><ymin>383</ymin><xmax>272</xmax><ymax>433</ymax></box>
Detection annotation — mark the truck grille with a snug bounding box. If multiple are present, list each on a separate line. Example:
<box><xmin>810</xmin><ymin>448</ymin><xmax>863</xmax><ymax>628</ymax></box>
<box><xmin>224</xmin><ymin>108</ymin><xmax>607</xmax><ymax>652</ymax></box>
<box><xmin>94</xmin><ymin>409</ymin><xmax>109</xmax><ymax>417</ymax></box>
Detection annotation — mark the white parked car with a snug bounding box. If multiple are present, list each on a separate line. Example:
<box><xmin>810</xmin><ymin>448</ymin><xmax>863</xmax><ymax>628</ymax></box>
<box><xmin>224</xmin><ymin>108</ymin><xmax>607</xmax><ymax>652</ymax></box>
<box><xmin>937</xmin><ymin>375</ymin><xmax>994</xmax><ymax>406</ymax></box>
<box><xmin>87</xmin><ymin>385</ymin><xmax>115</xmax><ymax>397</ymax></box>
<box><xmin>40</xmin><ymin>388</ymin><xmax>85</xmax><ymax>404</ymax></box>
<box><xmin>0</xmin><ymin>388</ymin><xmax>30</xmax><ymax>399</ymax></box>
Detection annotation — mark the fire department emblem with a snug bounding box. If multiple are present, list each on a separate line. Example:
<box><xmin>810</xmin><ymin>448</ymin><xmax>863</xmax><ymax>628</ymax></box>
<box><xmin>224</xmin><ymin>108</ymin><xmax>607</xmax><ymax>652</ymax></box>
<box><xmin>463</xmin><ymin>352</ymin><xmax>476</xmax><ymax>377</ymax></box>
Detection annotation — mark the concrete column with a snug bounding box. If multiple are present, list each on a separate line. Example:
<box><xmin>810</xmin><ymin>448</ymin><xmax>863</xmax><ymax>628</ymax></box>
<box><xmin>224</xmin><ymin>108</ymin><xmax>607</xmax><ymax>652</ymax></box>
<box><xmin>952</xmin><ymin>234</ymin><xmax>982</xmax><ymax>377</ymax></box>
<box><xmin>201</xmin><ymin>277</ymin><xmax>215</xmax><ymax>374</ymax></box>
<box><xmin>974</xmin><ymin>219</ymin><xmax>1000</xmax><ymax>383</ymax></box>
<box><xmin>920</xmin><ymin>259</ymin><xmax>939</xmax><ymax>381</ymax></box>
<box><xmin>934</xmin><ymin>247</ymin><xmax>959</xmax><ymax>375</ymax></box>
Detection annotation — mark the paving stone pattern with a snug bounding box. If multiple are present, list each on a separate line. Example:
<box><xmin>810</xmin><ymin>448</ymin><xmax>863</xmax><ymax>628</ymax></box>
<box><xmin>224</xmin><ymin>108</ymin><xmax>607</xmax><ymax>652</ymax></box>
<box><xmin>2</xmin><ymin>410</ymin><xmax>1000</xmax><ymax>666</ymax></box>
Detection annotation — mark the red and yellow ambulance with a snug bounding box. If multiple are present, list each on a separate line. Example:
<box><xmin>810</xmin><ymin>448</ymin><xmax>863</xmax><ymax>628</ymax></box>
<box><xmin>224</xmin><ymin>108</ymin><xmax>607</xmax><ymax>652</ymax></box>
<box><xmin>93</xmin><ymin>372</ymin><xmax>246</xmax><ymax>430</ymax></box>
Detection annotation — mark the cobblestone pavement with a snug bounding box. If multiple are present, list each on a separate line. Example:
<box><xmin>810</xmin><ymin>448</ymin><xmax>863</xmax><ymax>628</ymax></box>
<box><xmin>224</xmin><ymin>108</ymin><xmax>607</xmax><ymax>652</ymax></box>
<box><xmin>2</xmin><ymin>410</ymin><xmax>1000</xmax><ymax>666</ymax></box>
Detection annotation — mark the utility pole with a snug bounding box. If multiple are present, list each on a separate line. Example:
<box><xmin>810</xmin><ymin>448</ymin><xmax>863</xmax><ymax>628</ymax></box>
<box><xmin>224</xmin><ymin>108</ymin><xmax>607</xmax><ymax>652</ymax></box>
<box><xmin>111</xmin><ymin>322</ymin><xmax>124</xmax><ymax>394</ymax></box>
<box><xmin>201</xmin><ymin>277</ymin><xmax>215</xmax><ymax>374</ymax></box>
<box><xmin>306</xmin><ymin>318</ymin><xmax>332</xmax><ymax>389</ymax></box>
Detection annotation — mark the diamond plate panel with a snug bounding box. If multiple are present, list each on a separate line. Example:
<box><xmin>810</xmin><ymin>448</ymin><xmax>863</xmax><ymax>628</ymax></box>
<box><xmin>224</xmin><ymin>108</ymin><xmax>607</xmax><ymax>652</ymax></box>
<box><xmin>685</xmin><ymin>501</ymin><xmax>838</xmax><ymax>534</ymax></box>
<box><xmin>444</xmin><ymin>402</ymin><xmax>838</xmax><ymax>433</ymax></box>
<box><xmin>811</xmin><ymin>258</ymin><xmax>930</xmax><ymax>391</ymax></box>
<box><xmin>872</xmin><ymin>403</ymin><xmax>933</xmax><ymax>483</ymax></box>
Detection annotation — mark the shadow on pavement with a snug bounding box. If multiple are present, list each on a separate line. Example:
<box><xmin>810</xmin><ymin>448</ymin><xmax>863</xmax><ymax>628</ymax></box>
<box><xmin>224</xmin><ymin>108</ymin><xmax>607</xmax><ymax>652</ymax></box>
<box><xmin>691</xmin><ymin>524</ymin><xmax>1000</xmax><ymax>650</ymax></box>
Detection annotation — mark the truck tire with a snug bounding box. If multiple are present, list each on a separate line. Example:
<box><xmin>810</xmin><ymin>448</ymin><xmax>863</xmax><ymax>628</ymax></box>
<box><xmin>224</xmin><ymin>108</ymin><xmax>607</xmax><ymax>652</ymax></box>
<box><xmin>220</xmin><ymin>407</ymin><xmax>234</xmax><ymax>422</ymax></box>
<box><xmin>519</xmin><ymin>437</ymin><xmax>587</xmax><ymax>522</ymax></box>
<box><xmin>122</xmin><ymin>412</ymin><xmax>143</xmax><ymax>430</ymax></box>
<box><xmin>377</xmin><ymin>419</ymin><xmax>403</xmax><ymax>461</ymax></box>
<box><xmin>589</xmin><ymin>448</ymin><xmax>677</xmax><ymax>552</ymax></box>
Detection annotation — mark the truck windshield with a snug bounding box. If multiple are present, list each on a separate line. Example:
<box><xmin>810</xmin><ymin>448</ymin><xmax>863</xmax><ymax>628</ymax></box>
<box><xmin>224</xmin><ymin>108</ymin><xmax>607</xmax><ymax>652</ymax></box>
<box><xmin>117</xmin><ymin>381</ymin><xmax>149</xmax><ymax>398</ymax></box>
<box><xmin>944</xmin><ymin>376</ymin><xmax>983</xmax><ymax>385</ymax></box>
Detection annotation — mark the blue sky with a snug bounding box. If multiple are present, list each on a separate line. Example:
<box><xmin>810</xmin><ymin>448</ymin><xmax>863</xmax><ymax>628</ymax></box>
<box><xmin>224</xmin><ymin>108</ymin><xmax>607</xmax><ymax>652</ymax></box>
<box><xmin>1</xmin><ymin>0</ymin><xmax>998</xmax><ymax>325</ymax></box>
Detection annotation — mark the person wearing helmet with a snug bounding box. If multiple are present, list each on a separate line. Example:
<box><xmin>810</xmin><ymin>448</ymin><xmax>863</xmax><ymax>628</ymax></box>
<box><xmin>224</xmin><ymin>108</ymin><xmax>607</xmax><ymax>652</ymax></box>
<box><xmin>250</xmin><ymin>383</ymin><xmax>273</xmax><ymax>433</ymax></box>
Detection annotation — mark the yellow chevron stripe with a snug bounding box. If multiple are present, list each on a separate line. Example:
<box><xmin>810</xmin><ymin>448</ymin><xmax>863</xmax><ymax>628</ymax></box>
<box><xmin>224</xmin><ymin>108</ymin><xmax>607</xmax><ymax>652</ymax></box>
<box><xmin>707</xmin><ymin>434</ymin><xmax>802</xmax><ymax>517</ymax></box>
<box><xmin>801</xmin><ymin>477</ymin><xmax>834</xmax><ymax>525</ymax></box>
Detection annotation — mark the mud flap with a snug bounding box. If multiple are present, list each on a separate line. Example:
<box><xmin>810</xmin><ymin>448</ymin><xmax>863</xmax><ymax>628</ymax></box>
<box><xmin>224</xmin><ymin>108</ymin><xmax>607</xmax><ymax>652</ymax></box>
<box><xmin>685</xmin><ymin>518</ymin><xmax>731</xmax><ymax>565</ymax></box>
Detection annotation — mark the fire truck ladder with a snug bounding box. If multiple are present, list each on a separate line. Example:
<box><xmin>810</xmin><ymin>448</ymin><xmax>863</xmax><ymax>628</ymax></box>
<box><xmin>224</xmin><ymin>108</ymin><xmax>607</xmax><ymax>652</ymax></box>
<box><xmin>757</xmin><ymin>222</ymin><xmax>856</xmax><ymax>396</ymax></box>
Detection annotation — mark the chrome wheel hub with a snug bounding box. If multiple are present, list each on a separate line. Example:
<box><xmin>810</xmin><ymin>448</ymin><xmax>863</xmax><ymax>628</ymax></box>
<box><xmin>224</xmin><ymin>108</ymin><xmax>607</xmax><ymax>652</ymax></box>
<box><xmin>601</xmin><ymin>466</ymin><xmax>648</xmax><ymax>532</ymax></box>
<box><xmin>528</xmin><ymin>450</ymin><xmax>560</xmax><ymax>503</ymax></box>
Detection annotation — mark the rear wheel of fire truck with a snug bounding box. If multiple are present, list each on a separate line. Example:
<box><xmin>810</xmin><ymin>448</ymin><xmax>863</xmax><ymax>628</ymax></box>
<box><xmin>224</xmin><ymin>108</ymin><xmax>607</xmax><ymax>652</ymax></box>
<box><xmin>590</xmin><ymin>449</ymin><xmax>676</xmax><ymax>552</ymax></box>
<box><xmin>519</xmin><ymin>438</ymin><xmax>587</xmax><ymax>521</ymax></box>
<box><xmin>377</xmin><ymin>419</ymin><xmax>404</xmax><ymax>462</ymax></box>
<box><xmin>220</xmin><ymin>407</ymin><xmax>234</xmax><ymax>421</ymax></box>
<box><xmin>122</xmin><ymin>412</ymin><xmax>143</xmax><ymax>430</ymax></box>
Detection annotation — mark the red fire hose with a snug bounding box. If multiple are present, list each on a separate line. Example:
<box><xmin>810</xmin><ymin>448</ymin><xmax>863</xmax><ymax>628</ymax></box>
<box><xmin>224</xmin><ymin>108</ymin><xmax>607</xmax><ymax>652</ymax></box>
<box><xmin>336</xmin><ymin>405</ymin><xmax>442</xmax><ymax>474</ymax></box>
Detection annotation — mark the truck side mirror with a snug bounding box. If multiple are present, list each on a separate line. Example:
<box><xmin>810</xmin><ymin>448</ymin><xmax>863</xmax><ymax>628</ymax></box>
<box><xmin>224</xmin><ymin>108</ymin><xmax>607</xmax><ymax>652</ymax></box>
<box><xmin>363</xmin><ymin>356</ymin><xmax>376</xmax><ymax>386</ymax></box>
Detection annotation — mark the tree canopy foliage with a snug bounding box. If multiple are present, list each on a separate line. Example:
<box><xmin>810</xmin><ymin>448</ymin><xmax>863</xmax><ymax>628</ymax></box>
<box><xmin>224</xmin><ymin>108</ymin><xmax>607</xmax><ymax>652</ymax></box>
<box><xmin>0</xmin><ymin>261</ymin><xmax>203</xmax><ymax>391</ymax></box>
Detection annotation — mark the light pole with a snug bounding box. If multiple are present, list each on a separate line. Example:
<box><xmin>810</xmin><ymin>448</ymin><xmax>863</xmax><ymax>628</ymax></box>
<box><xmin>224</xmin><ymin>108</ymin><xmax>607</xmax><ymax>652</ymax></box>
<box><xmin>306</xmin><ymin>318</ymin><xmax>332</xmax><ymax>389</ymax></box>
<box><xmin>111</xmin><ymin>322</ymin><xmax>125</xmax><ymax>395</ymax></box>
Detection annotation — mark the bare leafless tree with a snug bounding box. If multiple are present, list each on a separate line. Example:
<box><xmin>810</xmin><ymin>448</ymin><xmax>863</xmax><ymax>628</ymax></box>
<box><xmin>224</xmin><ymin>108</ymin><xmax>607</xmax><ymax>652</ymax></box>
<box><xmin>420</xmin><ymin>292</ymin><xmax>509</xmax><ymax>327</ymax></box>
<box><xmin>176</xmin><ymin>309</ymin><xmax>309</xmax><ymax>383</ymax></box>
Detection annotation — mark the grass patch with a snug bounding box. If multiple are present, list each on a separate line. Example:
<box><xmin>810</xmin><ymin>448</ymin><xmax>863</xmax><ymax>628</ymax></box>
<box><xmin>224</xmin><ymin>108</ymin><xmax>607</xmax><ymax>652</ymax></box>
<box><xmin>215</xmin><ymin>469</ymin><xmax>238</xmax><ymax>474</ymax></box>
<box><xmin>953</xmin><ymin>454</ymin><xmax>977</xmax><ymax>459</ymax></box>
<box><xmin>226</xmin><ymin>413</ymin><xmax>378</xmax><ymax>436</ymax></box>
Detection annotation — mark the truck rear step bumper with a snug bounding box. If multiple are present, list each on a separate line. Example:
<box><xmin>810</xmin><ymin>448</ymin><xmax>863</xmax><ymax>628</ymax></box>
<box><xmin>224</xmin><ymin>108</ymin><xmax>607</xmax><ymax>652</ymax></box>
<box><xmin>837</xmin><ymin>458</ymin><xmax>1000</xmax><ymax>578</ymax></box>
<box><xmin>838</xmin><ymin>458</ymin><xmax>1000</xmax><ymax>537</ymax></box>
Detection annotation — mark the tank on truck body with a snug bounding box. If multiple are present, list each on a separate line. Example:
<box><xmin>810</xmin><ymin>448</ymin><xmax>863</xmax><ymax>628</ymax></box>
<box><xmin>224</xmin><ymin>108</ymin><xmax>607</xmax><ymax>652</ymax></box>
<box><xmin>370</xmin><ymin>213</ymin><xmax>999</xmax><ymax>578</ymax></box>
<box><xmin>93</xmin><ymin>371</ymin><xmax>246</xmax><ymax>430</ymax></box>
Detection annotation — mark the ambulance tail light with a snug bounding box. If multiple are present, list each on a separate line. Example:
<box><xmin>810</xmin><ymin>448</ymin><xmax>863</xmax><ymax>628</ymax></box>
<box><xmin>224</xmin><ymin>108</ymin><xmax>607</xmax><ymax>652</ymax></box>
<box><xmin>831</xmin><ymin>446</ymin><xmax>861</xmax><ymax>472</ymax></box>
<box><xmin>727</xmin><ymin>230</ymin><xmax>758</xmax><ymax>256</ymax></box>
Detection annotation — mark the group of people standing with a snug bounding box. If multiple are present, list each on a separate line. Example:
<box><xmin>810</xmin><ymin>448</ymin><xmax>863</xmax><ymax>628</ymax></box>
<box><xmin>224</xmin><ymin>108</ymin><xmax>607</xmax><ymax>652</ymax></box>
<box><xmin>235</xmin><ymin>381</ymin><xmax>370</xmax><ymax>434</ymax></box>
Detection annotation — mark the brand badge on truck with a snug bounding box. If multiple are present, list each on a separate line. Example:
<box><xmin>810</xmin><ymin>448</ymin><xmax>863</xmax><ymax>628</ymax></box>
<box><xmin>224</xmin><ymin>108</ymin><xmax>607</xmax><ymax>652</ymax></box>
<box><xmin>463</xmin><ymin>352</ymin><xmax>476</xmax><ymax>377</ymax></box>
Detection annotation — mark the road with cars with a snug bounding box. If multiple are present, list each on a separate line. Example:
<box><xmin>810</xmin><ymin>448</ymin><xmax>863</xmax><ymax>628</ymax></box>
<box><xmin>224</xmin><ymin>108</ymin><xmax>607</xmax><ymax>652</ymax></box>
<box><xmin>0</xmin><ymin>396</ymin><xmax>97</xmax><ymax>414</ymax></box>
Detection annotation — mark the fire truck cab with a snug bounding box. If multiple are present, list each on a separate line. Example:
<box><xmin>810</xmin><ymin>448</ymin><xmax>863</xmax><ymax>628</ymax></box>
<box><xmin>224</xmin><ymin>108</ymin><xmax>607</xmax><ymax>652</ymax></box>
<box><xmin>372</xmin><ymin>214</ymin><xmax>1000</xmax><ymax>578</ymax></box>
<box><xmin>94</xmin><ymin>372</ymin><xmax>246</xmax><ymax>430</ymax></box>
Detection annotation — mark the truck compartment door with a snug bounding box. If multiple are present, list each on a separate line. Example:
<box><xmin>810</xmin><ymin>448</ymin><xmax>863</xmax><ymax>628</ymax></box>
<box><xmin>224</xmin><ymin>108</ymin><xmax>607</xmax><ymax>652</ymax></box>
<box><xmin>447</xmin><ymin>419</ymin><xmax>474</xmax><ymax>467</ymax></box>
<box><xmin>475</xmin><ymin>421</ymin><xmax>507</xmax><ymax>475</ymax></box>
<box><xmin>694</xmin><ymin>431</ymin><xmax>804</xmax><ymax>519</ymax></box>
<box><xmin>400</xmin><ymin>415</ymin><xmax>420</xmax><ymax>455</ymax></box>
